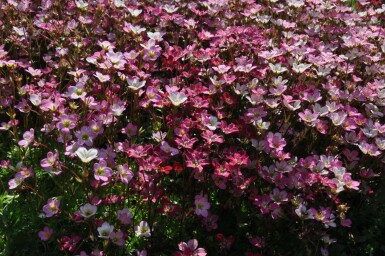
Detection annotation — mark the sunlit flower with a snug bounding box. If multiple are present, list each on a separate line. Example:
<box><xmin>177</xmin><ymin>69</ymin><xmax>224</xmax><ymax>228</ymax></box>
<box><xmin>43</xmin><ymin>198</ymin><xmax>60</xmax><ymax>218</ymax></box>
<box><xmin>75</xmin><ymin>147</ymin><xmax>98</xmax><ymax>163</ymax></box>
<box><xmin>168</xmin><ymin>92</ymin><xmax>188</xmax><ymax>106</ymax></box>
<box><xmin>135</xmin><ymin>221</ymin><xmax>151</xmax><ymax>237</ymax></box>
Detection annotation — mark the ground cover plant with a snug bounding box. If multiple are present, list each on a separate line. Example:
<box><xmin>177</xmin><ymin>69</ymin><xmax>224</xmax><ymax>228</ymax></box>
<box><xmin>0</xmin><ymin>0</ymin><xmax>385</xmax><ymax>255</ymax></box>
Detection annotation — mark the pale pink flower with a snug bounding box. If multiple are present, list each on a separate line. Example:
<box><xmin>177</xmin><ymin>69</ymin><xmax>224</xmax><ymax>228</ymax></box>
<box><xmin>175</xmin><ymin>239</ymin><xmax>207</xmax><ymax>256</ymax></box>
<box><xmin>94</xmin><ymin>72</ymin><xmax>110</xmax><ymax>83</ymax></box>
<box><xmin>127</xmin><ymin>77</ymin><xmax>146</xmax><ymax>91</ymax></box>
<box><xmin>38</xmin><ymin>226</ymin><xmax>53</xmax><ymax>241</ymax></box>
<box><xmin>93</xmin><ymin>160</ymin><xmax>112</xmax><ymax>182</ymax></box>
<box><xmin>160</xmin><ymin>141</ymin><xmax>179</xmax><ymax>156</ymax></box>
<box><xmin>117</xmin><ymin>164</ymin><xmax>134</xmax><ymax>184</ymax></box>
<box><xmin>8</xmin><ymin>172</ymin><xmax>24</xmax><ymax>190</ymax></box>
<box><xmin>117</xmin><ymin>207</ymin><xmax>132</xmax><ymax>225</ymax></box>
<box><xmin>299</xmin><ymin>109</ymin><xmax>319</xmax><ymax>124</ymax></box>
<box><xmin>110</xmin><ymin>231</ymin><xmax>125</xmax><ymax>246</ymax></box>
<box><xmin>194</xmin><ymin>193</ymin><xmax>210</xmax><ymax>218</ymax></box>
<box><xmin>266</xmin><ymin>132</ymin><xmax>286</xmax><ymax>151</ymax></box>
<box><xmin>43</xmin><ymin>198</ymin><xmax>60</xmax><ymax>218</ymax></box>
<box><xmin>18</xmin><ymin>128</ymin><xmax>34</xmax><ymax>147</ymax></box>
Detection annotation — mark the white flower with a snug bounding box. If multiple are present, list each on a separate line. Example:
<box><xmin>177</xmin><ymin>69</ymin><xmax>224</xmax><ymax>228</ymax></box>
<box><xmin>205</xmin><ymin>116</ymin><xmax>219</xmax><ymax>131</ymax></box>
<box><xmin>114</xmin><ymin>0</ymin><xmax>126</xmax><ymax>8</ymax></box>
<box><xmin>168</xmin><ymin>92</ymin><xmax>188</xmax><ymax>106</ymax></box>
<box><xmin>292</xmin><ymin>63</ymin><xmax>312</xmax><ymax>73</ymax></box>
<box><xmin>79</xmin><ymin>203</ymin><xmax>97</xmax><ymax>218</ymax></box>
<box><xmin>75</xmin><ymin>147</ymin><xmax>98</xmax><ymax>163</ymax></box>
<box><xmin>130</xmin><ymin>25</ymin><xmax>146</xmax><ymax>34</ymax></box>
<box><xmin>30</xmin><ymin>94</ymin><xmax>42</xmax><ymax>106</ymax></box>
<box><xmin>147</xmin><ymin>31</ymin><xmax>165</xmax><ymax>41</ymax></box>
<box><xmin>75</xmin><ymin>0</ymin><xmax>88</xmax><ymax>9</ymax></box>
<box><xmin>329</xmin><ymin>111</ymin><xmax>347</xmax><ymax>126</ymax></box>
<box><xmin>268</xmin><ymin>63</ymin><xmax>287</xmax><ymax>74</ymax></box>
<box><xmin>94</xmin><ymin>72</ymin><xmax>110</xmax><ymax>83</ymax></box>
<box><xmin>127</xmin><ymin>77</ymin><xmax>146</xmax><ymax>91</ymax></box>
<box><xmin>128</xmin><ymin>8</ymin><xmax>143</xmax><ymax>17</ymax></box>
<box><xmin>97</xmin><ymin>222</ymin><xmax>114</xmax><ymax>239</ymax></box>
<box><xmin>135</xmin><ymin>221</ymin><xmax>151</xmax><ymax>237</ymax></box>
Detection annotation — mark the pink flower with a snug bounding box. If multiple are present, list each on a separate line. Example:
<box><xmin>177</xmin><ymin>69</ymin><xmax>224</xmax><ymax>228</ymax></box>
<box><xmin>110</xmin><ymin>231</ymin><xmax>125</xmax><ymax>246</ymax></box>
<box><xmin>59</xmin><ymin>234</ymin><xmax>81</xmax><ymax>252</ymax></box>
<box><xmin>8</xmin><ymin>172</ymin><xmax>25</xmax><ymax>190</ymax></box>
<box><xmin>38</xmin><ymin>226</ymin><xmax>53</xmax><ymax>241</ymax></box>
<box><xmin>93</xmin><ymin>160</ymin><xmax>112</xmax><ymax>182</ymax></box>
<box><xmin>160</xmin><ymin>141</ymin><xmax>179</xmax><ymax>156</ymax></box>
<box><xmin>117</xmin><ymin>207</ymin><xmax>132</xmax><ymax>225</ymax></box>
<box><xmin>174</xmin><ymin>239</ymin><xmax>207</xmax><ymax>256</ymax></box>
<box><xmin>343</xmin><ymin>173</ymin><xmax>360</xmax><ymax>190</ymax></box>
<box><xmin>67</xmin><ymin>83</ymin><xmax>87</xmax><ymax>100</ymax></box>
<box><xmin>194</xmin><ymin>192</ymin><xmax>210</xmax><ymax>218</ymax></box>
<box><xmin>299</xmin><ymin>109</ymin><xmax>319</xmax><ymax>124</ymax></box>
<box><xmin>75</xmin><ymin>126</ymin><xmax>94</xmax><ymax>146</ymax></box>
<box><xmin>117</xmin><ymin>164</ymin><xmax>133</xmax><ymax>184</ymax></box>
<box><xmin>43</xmin><ymin>198</ymin><xmax>60</xmax><ymax>218</ymax></box>
<box><xmin>121</xmin><ymin>123</ymin><xmax>137</xmax><ymax>138</ymax></box>
<box><xmin>266</xmin><ymin>132</ymin><xmax>286</xmax><ymax>151</ymax></box>
<box><xmin>40</xmin><ymin>151</ymin><xmax>61</xmax><ymax>174</ymax></box>
<box><xmin>18</xmin><ymin>128</ymin><xmax>34</xmax><ymax>147</ymax></box>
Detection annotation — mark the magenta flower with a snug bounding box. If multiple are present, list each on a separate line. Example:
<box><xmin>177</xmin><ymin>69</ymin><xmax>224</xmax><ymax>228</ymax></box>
<box><xmin>43</xmin><ymin>198</ymin><xmax>60</xmax><ymax>218</ymax></box>
<box><xmin>38</xmin><ymin>226</ymin><xmax>53</xmax><ymax>241</ymax></box>
<box><xmin>59</xmin><ymin>234</ymin><xmax>81</xmax><ymax>252</ymax></box>
<box><xmin>174</xmin><ymin>239</ymin><xmax>207</xmax><ymax>256</ymax></box>
<box><xmin>56</xmin><ymin>114</ymin><xmax>78</xmax><ymax>133</ymax></box>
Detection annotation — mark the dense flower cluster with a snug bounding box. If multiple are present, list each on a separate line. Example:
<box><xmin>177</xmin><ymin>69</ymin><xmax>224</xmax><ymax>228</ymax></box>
<box><xmin>0</xmin><ymin>0</ymin><xmax>384</xmax><ymax>255</ymax></box>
